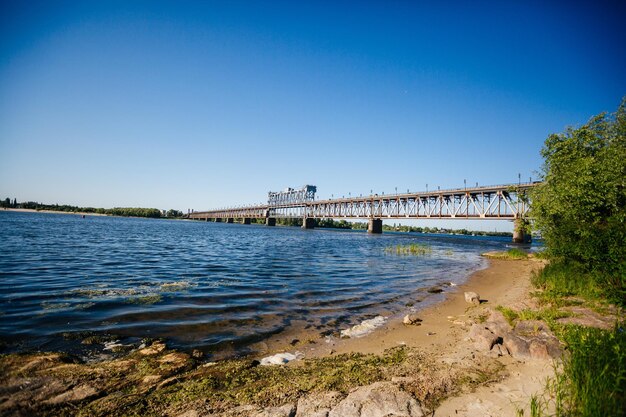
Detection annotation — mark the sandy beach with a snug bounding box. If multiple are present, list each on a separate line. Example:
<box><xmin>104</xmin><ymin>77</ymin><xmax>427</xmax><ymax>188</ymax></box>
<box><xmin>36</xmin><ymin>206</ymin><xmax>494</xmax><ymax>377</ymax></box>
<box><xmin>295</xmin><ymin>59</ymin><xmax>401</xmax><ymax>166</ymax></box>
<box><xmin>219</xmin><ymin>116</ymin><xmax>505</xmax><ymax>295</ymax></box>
<box><xmin>252</xmin><ymin>257</ymin><xmax>555</xmax><ymax>416</ymax></box>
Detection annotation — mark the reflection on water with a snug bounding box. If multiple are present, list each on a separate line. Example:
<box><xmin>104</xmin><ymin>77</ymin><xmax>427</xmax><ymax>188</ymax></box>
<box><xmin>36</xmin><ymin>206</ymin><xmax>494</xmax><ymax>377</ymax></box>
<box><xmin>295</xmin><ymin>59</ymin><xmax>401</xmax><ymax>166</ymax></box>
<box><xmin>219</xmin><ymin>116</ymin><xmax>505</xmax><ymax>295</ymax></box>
<box><xmin>0</xmin><ymin>211</ymin><xmax>516</xmax><ymax>358</ymax></box>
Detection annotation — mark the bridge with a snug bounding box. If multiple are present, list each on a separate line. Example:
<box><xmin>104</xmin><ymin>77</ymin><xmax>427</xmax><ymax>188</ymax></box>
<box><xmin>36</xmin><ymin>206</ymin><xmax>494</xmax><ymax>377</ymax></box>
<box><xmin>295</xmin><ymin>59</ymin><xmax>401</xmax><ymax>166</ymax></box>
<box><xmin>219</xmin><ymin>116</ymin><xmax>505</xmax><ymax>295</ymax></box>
<box><xmin>188</xmin><ymin>182</ymin><xmax>539</xmax><ymax>242</ymax></box>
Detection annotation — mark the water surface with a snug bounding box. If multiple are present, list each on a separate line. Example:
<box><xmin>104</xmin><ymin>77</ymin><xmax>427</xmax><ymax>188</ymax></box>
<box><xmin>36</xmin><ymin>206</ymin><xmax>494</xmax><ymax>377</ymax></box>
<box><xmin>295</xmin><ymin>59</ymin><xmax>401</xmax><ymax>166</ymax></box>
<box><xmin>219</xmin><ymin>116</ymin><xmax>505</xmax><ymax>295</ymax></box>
<box><xmin>0</xmin><ymin>211</ymin><xmax>518</xmax><ymax>358</ymax></box>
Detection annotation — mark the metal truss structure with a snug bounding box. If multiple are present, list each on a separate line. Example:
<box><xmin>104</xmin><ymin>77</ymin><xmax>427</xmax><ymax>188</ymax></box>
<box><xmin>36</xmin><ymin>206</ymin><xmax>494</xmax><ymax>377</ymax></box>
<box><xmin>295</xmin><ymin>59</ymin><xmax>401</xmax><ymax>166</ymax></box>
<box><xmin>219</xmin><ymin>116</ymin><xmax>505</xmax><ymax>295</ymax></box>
<box><xmin>189</xmin><ymin>183</ymin><xmax>538</xmax><ymax>221</ymax></box>
<box><xmin>268</xmin><ymin>185</ymin><xmax>317</xmax><ymax>207</ymax></box>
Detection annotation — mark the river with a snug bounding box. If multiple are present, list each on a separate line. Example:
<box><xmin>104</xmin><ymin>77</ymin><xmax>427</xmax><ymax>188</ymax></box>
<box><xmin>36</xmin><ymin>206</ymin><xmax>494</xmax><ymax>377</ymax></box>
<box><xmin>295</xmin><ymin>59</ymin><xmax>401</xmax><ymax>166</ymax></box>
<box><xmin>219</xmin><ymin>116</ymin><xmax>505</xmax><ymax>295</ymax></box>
<box><xmin>0</xmin><ymin>211</ymin><xmax>524</xmax><ymax>359</ymax></box>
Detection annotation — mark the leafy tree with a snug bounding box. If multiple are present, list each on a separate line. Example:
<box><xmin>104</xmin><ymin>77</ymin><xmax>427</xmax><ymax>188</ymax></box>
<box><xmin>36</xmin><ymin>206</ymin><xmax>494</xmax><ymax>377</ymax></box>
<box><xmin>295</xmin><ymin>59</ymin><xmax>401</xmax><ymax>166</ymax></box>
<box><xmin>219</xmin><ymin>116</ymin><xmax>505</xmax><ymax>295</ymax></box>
<box><xmin>531</xmin><ymin>98</ymin><xmax>626</xmax><ymax>296</ymax></box>
<box><xmin>166</xmin><ymin>209</ymin><xmax>183</xmax><ymax>218</ymax></box>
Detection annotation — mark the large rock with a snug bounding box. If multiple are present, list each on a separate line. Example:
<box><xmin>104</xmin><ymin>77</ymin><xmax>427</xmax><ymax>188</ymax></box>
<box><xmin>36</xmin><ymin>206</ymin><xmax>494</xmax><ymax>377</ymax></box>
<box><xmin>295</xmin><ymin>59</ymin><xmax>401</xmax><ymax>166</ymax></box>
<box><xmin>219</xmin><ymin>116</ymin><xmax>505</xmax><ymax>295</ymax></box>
<box><xmin>403</xmin><ymin>314</ymin><xmax>422</xmax><ymax>325</ymax></box>
<box><xmin>44</xmin><ymin>384</ymin><xmax>99</xmax><ymax>405</ymax></box>
<box><xmin>464</xmin><ymin>292</ymin><xmax>480</xmax><ymax>305</ymax></box>
<box><xmin>328</xmin><ymin>381</ymin><xmax>423</xmax><ymax>417</ymax></box>
<box><xmin>468</xmin><ymin>324</ymin><xmax>499</xmax><ymax>351</ymax></box>
<box><xmin>503</xmin><ymin>333</ymin><xmax>531</xmax><ymax>358</ymax></box>
<box><xmin>483</xmin><ymin>309</ymin><xmax>513</xmax><ymax>335</ymax></box>
<box><xmin>296</xmin><ymin>391</ymin><xmax>343</xmax><ymax>417</ymax></box>
<box><xmin>515</xmin><ymin>320</ymin><xmax>561</xmax><ymax>360</ymax></box>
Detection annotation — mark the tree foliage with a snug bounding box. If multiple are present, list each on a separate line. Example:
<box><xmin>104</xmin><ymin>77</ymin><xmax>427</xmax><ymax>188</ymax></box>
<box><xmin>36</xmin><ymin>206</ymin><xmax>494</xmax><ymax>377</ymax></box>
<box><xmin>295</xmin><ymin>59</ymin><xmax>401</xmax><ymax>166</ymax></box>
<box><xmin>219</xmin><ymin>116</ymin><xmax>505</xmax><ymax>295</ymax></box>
<box><xmin>531</xmin><ymin>98</ymin><xmax>626</xmax><ymax>297</ymax></box>
<box><xmin>1</xmin><ymin>199</ymin><xmax>185</xmax><ymax>220</ymax></box>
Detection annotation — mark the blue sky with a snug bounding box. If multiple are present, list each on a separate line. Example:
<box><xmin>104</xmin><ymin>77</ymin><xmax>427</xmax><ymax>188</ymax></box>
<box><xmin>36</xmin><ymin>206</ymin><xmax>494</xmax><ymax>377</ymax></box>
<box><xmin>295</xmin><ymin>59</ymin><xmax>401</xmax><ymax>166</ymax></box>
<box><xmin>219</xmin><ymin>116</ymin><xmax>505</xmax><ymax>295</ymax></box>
<box><xmin>1</xmin><ymin>1</ymin><xmax>624</xmax><ymax>230</ymax></box>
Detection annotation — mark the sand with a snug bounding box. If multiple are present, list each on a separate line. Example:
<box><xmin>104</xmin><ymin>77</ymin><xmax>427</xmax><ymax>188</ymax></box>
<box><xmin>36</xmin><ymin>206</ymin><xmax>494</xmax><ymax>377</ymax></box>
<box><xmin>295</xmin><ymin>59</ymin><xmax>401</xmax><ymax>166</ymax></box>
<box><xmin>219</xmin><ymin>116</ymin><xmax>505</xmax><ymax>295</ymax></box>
<box><xmin>259</xmin><ymin>257</ymin><xmax>555</xmax><ymax>416</ymax></box>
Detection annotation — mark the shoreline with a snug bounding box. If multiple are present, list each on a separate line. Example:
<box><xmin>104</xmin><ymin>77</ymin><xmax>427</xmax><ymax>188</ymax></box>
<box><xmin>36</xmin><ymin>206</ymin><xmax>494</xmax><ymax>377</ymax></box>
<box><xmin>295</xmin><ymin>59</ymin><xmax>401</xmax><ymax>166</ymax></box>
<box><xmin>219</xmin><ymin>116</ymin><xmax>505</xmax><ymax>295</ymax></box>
<box><xmin>0</xmin><ymin>256</ymin><xmax>559</xmax><ymax>416</ymax></box>
<box><xmin>1</xmin><ymin>207</ymin><xmax>109</xmax><ymax>217</ymax></box>
<box><xmin>257</xmin><ymin>257</ymin><xmax>542</xmax><ymax>360</ymax></box>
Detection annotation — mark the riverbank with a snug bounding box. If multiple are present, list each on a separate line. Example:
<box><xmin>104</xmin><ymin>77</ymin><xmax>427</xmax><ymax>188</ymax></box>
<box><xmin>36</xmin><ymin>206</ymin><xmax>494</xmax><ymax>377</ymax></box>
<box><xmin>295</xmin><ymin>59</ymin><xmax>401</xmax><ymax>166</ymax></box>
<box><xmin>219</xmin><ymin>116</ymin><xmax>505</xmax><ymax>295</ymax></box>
<box><xmin>4</xmin><ymin>255</ymin><xmax>597</xmax><ymax>416</ymax></box>
<box><xmin>1</xmin><ymin>207</ymin><xmax>109</xmax><ymax>216</ymax></box>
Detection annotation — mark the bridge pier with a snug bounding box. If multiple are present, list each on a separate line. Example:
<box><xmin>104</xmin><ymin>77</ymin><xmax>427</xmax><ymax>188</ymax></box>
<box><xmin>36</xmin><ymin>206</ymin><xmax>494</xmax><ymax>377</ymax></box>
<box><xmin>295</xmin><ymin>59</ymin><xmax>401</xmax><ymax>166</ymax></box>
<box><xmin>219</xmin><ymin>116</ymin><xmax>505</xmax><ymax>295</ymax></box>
<box><xmin>368</xmin><ymin>218</ymin><xmax>383</xmax><ymax>234</ymax></box>
<box><xmin>214</xmin><ymin>218</ymin><xmax>222</xmax><ymax>223</ymax></box>
<box><xmin>226</xmin><ymin>218</ymin><xmax>234</xmax><ymax>224</ymax></box>
<box><xmin>302</xmin><ymin>217</ymin><xmax>315</xmax><ymax>229</ymax></box>
<box><xmin>266</xmin><ymin>217</ymin><xmax>276</xmax><ymax>227</ymax></box>
<box><xmin>512</xmin><ymin>218</ymin><xmax>531</xmax><ymax>243</ymax></box>
<box><xmin>242</xmin><ymin>218</ymin><xmax>251</xmax><ymax>225</ymax></box>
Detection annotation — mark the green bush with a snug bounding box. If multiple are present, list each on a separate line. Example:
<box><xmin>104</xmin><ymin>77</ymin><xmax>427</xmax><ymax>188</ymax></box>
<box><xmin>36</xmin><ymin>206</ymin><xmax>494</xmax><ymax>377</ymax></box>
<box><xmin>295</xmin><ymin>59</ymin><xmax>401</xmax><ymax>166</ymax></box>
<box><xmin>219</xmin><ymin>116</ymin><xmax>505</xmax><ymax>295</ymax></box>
<box><xmin>531</xmin><ymin>98</ymin><xmax>626</xmax><ymax>304</ymax></box>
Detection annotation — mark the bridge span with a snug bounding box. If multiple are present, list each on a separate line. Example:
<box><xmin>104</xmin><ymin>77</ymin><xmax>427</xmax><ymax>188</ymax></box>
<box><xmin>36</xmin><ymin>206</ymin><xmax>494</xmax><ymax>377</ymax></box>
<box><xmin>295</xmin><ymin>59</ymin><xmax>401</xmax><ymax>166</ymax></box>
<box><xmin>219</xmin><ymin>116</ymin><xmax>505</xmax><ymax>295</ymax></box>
<box><xmin>189</xmin><ymin>182</ymin><xmax>539</xmax><ymax>242</ymax></box>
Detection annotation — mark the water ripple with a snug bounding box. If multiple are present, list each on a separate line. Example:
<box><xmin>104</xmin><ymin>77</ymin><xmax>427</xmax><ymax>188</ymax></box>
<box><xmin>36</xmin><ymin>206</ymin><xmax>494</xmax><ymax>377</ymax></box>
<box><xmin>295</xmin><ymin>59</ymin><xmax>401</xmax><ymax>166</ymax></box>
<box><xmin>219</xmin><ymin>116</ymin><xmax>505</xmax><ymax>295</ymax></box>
<box><xmin>0</xmin><ymin>211</ymin><xmax>514</xmax><ymax>356</ymax></box>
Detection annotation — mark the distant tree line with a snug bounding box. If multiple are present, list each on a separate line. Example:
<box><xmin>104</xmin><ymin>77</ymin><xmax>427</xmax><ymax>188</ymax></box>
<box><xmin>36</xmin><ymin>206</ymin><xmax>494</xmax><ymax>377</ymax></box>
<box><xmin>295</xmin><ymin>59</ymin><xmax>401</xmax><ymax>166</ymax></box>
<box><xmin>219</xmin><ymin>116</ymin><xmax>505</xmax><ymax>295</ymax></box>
<box><xmin>250</xmin><ymin>216</ymin><xmax>510</xmax><ymax>236</ymax></box>
<box><xmin>1</xmin><ymin>198</ymin><xmax>184</xmax><ymax>219</ymax></box>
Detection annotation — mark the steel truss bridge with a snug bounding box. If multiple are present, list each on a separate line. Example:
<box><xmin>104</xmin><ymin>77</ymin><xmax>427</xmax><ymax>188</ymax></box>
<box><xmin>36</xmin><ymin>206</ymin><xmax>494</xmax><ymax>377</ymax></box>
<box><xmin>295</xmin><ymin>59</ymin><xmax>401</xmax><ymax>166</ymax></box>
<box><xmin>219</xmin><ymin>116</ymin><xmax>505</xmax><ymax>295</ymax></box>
<box><xmin>189</xmin><ymin>182</ymin><xmax>538</xmax><ymax>239</ymax></box>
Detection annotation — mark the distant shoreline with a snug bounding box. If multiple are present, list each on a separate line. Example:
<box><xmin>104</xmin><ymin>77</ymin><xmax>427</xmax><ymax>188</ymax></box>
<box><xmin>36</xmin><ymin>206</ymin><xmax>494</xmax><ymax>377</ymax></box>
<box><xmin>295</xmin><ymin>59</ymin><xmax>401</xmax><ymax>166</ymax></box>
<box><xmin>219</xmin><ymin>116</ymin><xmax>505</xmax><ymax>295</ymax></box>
<box><xmin>2</xmin><ymin>208</ymin><xmax>514</xmax><ymax>236</ymax></box>
<box><xmin>0</xmin><ymin>207</ymin><xmax>190</xmax><ymax>220</ymax></box>
<box><xmin>1</xmin><ymin>207</ymin><xmax>109</xmax><ymax>217</ymax></box>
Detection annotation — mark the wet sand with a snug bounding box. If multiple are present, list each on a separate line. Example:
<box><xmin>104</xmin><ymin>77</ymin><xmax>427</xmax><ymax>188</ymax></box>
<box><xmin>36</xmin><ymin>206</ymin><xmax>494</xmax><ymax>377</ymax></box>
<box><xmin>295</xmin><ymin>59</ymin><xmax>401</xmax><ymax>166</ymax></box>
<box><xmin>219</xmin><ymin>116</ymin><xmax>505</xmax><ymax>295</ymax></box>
<box><xmin>261</xmin><ymin>258</ymin><xmax>543</xmax><ymax>359</ymax></box>
<box><xmin>258</xmin><ymin>257</ymin><xmax>554</xmax><ymax>416</ymax></box>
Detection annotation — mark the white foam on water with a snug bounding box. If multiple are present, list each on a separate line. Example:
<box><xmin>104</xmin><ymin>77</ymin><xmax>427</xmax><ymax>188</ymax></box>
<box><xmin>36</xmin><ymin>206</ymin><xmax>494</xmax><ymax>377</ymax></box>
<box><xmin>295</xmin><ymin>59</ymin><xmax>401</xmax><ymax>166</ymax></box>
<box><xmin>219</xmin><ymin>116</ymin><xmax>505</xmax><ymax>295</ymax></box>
<box><xmin>260</xmin><ymin>351</ymin><xmax>303</xmax><ymax>366</ymax></box>
<box><xmin>103</xmin><ymin>340</ymin><xmax>125</xmax><ymax>351</ymax></box>
<box><xmin>340</xmin><ymin>315</ymin><xmax>386</xmax><ymax>338</ymax></box>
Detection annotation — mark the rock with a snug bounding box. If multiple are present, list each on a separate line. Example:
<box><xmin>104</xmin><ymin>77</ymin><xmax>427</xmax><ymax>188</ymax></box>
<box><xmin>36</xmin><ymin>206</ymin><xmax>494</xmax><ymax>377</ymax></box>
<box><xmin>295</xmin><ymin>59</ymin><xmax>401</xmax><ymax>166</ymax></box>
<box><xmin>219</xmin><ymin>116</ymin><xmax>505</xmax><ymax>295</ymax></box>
<box><xmin>514</xmin><ymin>320</ymin><xmax>550</xmax><ymax>337</ymax></box>
<box><xmin>254</xmin><ymin>404</ymin><xmax>296</xmax><ymax>417</ymax></box>
<box><xmin>488</xmin><ymin>344</ymin><xmax>505</xmax><ymax>358</ymax></box>
<box><xmin>403</xmin><ymin>314</ymin><xmax>422</xmax><ymax>325</ymax></box>
<box><xmin>503</xmin><ymin>333</ymin><xmax>531</xmax><ymax>358</ymax></box>
<box><xmin>514</xmin><ymin>320</ymin><xmax>562</xmax><ymax>360</ymax></box>
<box><xmin>391</xmin><ymin>376</ymin><xmax>417</xmax><ymax>384</ymax></box>
<box><xmin>484</xmin><ymin>309</ymin><xmax>513</xmax><ymax>335</ymax></box>
<box><xmin>223</xmin><ymin>404</ymin><xmax>296</xmax><ymax>417</ymax></box>
<box><xmin>328</xmin><ymin>381</ymin><xmax>424</xmax><ymax>417</ymax></box>
<box><xmin>427</xmin><ymin>286</ymin><xmax>444</xmax><ymax>294</ymax></box>
<box><xmin>260</xmin><ymin>352</ymin><xmax>301</xmax><ymax>366</ymax></box>
<box><xmin>139</xmin><ymin>341</ymin><xmax>166</xmax><ymax>355</ymax></box>
<box><xmin>464</xmin><ymin>292</ymin><xmax>480</xmax><ymax>305</ymax></box>
<box><xmin>296</xmin><ymin>391</ymin><xmax>343</xmax><ymax>417</ymax></box>
<box><xmin>191</xmin><ymin>349</ymin><xmax>204</xmax><ymax>359</ymax></box>
<box><xmin>157</xmin><ymin>352</ymin><xmax>191</xmax><ymax>372</ymax></box>
<box><xmin>44</xmin><ymin>384</ymin><xmax>99</xmax><ymax>405</ymax></box>
<box><xmin>468</xmin><ymin>324</ymin><xmax>498</xmax><ymax>351</ymax></box>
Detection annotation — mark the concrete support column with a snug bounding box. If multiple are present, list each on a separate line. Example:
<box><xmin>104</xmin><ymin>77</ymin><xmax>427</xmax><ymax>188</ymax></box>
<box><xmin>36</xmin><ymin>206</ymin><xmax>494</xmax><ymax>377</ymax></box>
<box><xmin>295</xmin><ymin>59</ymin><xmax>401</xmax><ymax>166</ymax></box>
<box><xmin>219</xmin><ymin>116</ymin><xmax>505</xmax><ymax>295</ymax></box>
<box><xmin>214</xmin><ymin>218</ymin><xmax>222</xmax><ymax>223</ymax></box>
<box><xmin>242</xmin><ymin>218</ymin><xmax>251</xmax><ymax>225</ymax></box>
<box><xmin>266</xmin><ymin>217</ymin><xmax>276</xmax><ymax>227</ymax></box>
<box><xmin>302</xmin><ymin>217</ymin><xmax>315</xmax><ymax>229</ymax></box>
<box><xmin>226</xmin><ymin>218</ymin><xmax>234</xmax><ymax>224</ymax></box>
<box><xmin>512</xmin><ymin>218</ymin><xmax>531</xmax><ymax>243</ymax></box>
<box><xmin>368</xmin><ymin>218</ymin><xmax>383</xmax><ymax>234</ymax></box>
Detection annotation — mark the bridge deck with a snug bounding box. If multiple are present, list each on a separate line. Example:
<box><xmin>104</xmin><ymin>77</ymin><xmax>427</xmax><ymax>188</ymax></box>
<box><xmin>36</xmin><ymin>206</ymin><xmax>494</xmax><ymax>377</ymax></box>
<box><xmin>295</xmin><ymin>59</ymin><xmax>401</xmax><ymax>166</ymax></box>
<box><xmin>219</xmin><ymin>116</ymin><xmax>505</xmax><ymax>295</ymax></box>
<box><xmin>188</xmin><ymin>182</ymin><xmax>538</xmax><ymax>221</ymax></box>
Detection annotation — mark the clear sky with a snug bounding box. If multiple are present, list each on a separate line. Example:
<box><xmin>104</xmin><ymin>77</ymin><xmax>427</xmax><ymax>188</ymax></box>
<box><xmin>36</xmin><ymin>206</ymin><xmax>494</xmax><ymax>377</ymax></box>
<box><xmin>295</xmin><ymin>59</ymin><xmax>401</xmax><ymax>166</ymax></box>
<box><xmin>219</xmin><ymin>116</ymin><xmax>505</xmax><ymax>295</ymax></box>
<box><xmin>1</xmin><ymin>1</ymin><xmax>624</xmax><ymax>230</ymax></box>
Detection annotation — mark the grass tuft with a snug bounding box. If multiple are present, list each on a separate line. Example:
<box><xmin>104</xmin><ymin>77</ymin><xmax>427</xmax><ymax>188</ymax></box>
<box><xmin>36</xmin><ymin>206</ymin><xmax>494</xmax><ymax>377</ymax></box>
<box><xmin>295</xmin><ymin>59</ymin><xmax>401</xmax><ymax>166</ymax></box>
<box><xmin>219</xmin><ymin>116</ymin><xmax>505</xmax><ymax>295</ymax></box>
<box><xmin>384</xmin><ymin>243</ymin><xmax>432</xmax><ymax>256</ymax></box>
<box><xmin>549</xmin><ymin>323</ymin><xmax>626</xmax><ymax>417</ymax></box>
<box><xmin>495</xmin><ymin>305</ymin><xmax>570</xmax><ymax>328</ymax></box>
<box><xmin>531</xmin><ymin>261</ymin><xmax>605</xmax><ymax>305</ymax></box>
<box><xmin>482</xmin><ymin>249</ymin><xmax>529</xmax><ymax>260</ymax></box>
